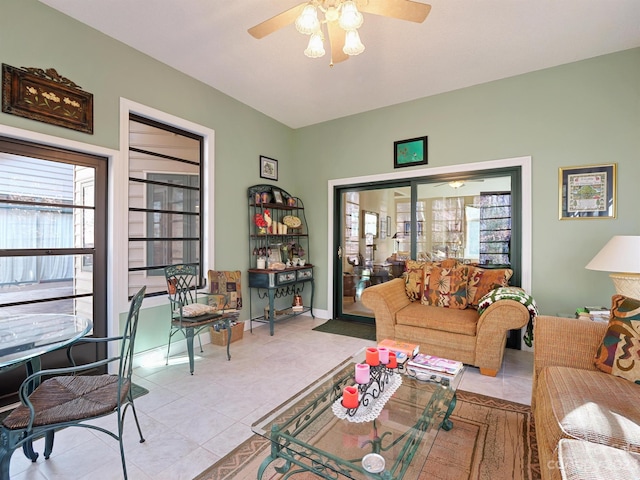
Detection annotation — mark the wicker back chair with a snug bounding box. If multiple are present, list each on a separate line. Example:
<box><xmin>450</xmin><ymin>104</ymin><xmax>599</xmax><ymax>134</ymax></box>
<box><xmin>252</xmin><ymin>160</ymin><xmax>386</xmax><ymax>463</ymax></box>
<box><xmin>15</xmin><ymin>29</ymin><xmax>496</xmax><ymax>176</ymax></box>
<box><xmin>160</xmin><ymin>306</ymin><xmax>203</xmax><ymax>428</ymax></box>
<box><xmin>0</xmin><ymin>286</ymin><xmax>147</xmax><ymax>480</ymax></box>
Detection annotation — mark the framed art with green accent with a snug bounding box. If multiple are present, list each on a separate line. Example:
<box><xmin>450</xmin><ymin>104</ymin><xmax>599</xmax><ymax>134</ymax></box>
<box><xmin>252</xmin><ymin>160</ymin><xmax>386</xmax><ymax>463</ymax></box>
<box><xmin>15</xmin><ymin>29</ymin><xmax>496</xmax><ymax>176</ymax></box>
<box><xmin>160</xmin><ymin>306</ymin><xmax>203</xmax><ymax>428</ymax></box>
<box><xmin>559</xmin><ymin>163</ymin><xmax>616</xmax><ymax>219</ymax></box>
<box><xmin>394</xmin><ymin>136</ymin><xmax>428</xmax><ymax>168</ymax></box>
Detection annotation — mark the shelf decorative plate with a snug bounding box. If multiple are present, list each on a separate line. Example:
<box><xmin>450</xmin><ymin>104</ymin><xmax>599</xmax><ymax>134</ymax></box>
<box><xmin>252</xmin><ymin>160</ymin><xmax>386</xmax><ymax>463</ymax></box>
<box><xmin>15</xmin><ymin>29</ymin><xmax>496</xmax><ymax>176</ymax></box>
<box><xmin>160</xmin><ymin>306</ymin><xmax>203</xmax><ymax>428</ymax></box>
<box><xmin>282</xmin><ymin>215</ymin><xmax>301</xmax><ymax>228</ymax></box>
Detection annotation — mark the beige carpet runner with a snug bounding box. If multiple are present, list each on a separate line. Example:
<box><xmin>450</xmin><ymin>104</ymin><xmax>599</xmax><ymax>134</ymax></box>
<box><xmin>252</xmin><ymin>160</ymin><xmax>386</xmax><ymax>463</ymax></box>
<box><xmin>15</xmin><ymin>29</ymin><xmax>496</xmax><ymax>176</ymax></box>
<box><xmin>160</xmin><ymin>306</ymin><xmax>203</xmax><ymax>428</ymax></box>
<box><xmin>195</xmin><ymin>390</ymin><xmax>540</xmax><ymax>480</ymax></box>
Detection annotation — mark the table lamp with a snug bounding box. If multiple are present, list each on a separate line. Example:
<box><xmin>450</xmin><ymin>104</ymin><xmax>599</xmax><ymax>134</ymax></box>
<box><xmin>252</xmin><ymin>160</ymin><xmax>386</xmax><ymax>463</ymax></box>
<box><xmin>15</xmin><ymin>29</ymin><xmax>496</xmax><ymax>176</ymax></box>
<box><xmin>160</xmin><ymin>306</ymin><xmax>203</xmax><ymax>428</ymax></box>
<box><xmin>585</xmin><ymin>235</ymin><xmax>640</xmax><ymax>299</ymax></box>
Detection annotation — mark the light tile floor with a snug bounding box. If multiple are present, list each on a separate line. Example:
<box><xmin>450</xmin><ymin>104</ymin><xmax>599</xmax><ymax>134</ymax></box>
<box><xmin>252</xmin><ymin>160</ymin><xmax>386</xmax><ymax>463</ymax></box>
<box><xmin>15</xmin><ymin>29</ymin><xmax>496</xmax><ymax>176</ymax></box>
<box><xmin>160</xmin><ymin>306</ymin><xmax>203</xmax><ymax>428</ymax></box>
<box><xmin>9</xmin><ymin>316</ymin><xmax>533</xmax><ymax>480</ymax></box>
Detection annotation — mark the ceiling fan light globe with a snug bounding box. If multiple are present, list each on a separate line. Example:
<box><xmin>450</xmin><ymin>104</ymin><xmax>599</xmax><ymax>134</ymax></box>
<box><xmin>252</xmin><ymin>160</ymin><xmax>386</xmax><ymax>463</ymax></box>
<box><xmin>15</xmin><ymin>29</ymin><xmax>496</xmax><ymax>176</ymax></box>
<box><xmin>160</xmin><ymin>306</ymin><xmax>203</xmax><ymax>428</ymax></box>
<box><xmin>325</xmin><ymin>6</ymin><xmax>340</xmax><ymax>23</ymax></box>
<box><xmin>339</xmin><ymin>1</ymin><xmax>363</xmax><ymax>30</ymax></box>
<box><xmin>343</xmin><ymin>29</ymin><xmax>365</xmax><ymax>56</ymax></box>
<box><xmin>304</xmin><ymin>31</ymin><xmax>326</xmax><ymax>58</ymax></box>
<box><xmin>295</xmin><ymin>5</ymin><xmax>321</xmax><ymax>35</ymax></box>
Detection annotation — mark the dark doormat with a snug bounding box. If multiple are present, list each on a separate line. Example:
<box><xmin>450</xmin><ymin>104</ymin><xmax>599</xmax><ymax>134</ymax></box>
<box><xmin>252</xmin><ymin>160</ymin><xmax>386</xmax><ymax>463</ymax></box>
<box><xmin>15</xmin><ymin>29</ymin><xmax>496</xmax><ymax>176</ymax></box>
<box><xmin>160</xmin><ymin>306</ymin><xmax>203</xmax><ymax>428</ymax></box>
<box><xmin>312</xmin><ymin>319</ymin><xmax>376</xmax><ymax>341</ymax></box>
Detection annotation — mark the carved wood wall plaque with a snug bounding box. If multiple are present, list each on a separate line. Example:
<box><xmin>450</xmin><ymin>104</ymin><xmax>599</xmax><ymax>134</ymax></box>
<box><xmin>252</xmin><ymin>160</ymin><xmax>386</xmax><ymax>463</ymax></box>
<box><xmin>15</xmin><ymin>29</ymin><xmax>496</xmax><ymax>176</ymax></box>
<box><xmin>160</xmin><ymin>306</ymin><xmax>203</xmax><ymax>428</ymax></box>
<box><xmin>2</xmin><ymin>64</ymin><xmax>93</xmax><ymax>134</ymax></box>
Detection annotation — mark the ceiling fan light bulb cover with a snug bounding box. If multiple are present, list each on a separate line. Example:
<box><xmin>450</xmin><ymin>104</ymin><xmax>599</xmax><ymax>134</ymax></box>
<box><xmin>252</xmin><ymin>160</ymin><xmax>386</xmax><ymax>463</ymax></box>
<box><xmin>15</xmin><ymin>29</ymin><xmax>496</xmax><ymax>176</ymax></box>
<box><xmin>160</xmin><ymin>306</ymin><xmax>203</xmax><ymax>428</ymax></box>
<box><xmin>343</xmin><ymin>29</ymin><xmax>365</xmax><ymax>56</ymax></box>
<box><xmin>325</xmin><ymin>6</ymin><xmax>340</xmax><ymax>23</ymax></box>
<box><xmin>295</xmin><ymin>5</ymin><xmax>321</xmax><ymax>35</ymax></box>
<box><xmin>339</xmin><ymin>1</ymin><xmax>363</xmax><ymax>30</ymax></box>
<box><xmin>305</xmin><ymin>32</ymin><xmax>326</xmax><ymax>58</ymax></box>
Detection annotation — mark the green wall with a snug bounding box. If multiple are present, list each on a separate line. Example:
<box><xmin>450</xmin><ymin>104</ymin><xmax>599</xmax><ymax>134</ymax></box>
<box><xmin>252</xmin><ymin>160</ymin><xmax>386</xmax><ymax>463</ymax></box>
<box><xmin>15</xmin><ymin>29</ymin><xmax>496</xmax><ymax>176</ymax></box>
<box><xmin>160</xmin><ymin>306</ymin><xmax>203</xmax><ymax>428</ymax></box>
<box><xmin>1</xmin><ymin>0</ymin><xmax>293</xmax><ymax>352</ymax></box>
<box><xmin>2</xmin><ymin>1</ymin><xmax>639</xmax><ymax>351</ymax></box>
<box><xmin>294</xmin><ymin>48</ymin><xmax>640</xmax><ymax>315</ymax></box>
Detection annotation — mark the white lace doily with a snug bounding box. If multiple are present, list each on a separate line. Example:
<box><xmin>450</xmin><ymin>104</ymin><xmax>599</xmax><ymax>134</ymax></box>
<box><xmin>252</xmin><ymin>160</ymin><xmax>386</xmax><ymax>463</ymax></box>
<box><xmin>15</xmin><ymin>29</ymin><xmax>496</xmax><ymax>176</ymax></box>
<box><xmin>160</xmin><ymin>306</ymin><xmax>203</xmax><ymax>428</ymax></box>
<box><xmin>332</xmin><ymin>374</ymin><xmax>403</xmax><ymax>423</ymax></box>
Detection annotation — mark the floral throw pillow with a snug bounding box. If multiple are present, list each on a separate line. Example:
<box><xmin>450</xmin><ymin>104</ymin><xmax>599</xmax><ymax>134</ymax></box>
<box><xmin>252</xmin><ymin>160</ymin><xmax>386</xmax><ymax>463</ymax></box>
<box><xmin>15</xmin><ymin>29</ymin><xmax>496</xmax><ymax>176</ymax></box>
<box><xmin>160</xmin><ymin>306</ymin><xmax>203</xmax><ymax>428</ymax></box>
<box><xmin>422</xmin><ymin>265</ymin><xmax>470</xmax><ymax>309</ymax></box>
<box><xmin>467</xmin><ymin>267</ymin><xmax>513</xmax><ymax>307</ymax></box>
<box><xmin>594</xmin><ymin>295</ymin><xmax>640</xmax><ymax>383</ymax></box>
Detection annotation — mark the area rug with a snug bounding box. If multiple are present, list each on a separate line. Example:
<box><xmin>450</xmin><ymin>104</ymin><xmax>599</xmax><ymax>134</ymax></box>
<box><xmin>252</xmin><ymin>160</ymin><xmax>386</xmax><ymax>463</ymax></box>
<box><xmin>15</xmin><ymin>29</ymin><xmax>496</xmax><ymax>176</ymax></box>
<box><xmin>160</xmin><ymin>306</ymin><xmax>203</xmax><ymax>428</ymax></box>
<box><xmin>194</xmin><ymin>390</ymin><xmax>540</xmax><ymax>480</ymax></box>
<box><xmin>312</xmin><ymin>319</ymin><xmax>377</xmax><ymax>341</ymax></box>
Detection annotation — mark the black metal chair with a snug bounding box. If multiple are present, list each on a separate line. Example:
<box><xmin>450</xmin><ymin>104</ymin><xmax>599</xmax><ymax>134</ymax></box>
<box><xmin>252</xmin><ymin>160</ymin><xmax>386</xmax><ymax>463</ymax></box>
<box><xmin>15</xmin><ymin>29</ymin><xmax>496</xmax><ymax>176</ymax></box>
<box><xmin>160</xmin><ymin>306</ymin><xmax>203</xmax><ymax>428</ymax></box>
<box><xmin>0</xmin><ymin>286</ymin><xmax>147</xmax><ymax>480</ymax></box>
<box><xmin>164</xmin><ymin>264</ymin><xmax>231</xmax><ymax>374</ymax></box>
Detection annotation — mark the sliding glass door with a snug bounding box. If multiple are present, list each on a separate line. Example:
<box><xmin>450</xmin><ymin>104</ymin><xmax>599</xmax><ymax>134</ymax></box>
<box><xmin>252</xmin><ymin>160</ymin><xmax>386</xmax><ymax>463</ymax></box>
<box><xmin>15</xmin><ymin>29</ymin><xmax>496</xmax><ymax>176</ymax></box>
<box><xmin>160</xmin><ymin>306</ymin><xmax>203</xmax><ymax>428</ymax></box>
<box><xmin>335</xmin><ymin>184</ymin><xmax>410</xmax><ymax>324</ymax></box>
<box><xmin>334</xmin><ymin>167</ymin><xmax>521</xmax><ymax>347</ymax></box>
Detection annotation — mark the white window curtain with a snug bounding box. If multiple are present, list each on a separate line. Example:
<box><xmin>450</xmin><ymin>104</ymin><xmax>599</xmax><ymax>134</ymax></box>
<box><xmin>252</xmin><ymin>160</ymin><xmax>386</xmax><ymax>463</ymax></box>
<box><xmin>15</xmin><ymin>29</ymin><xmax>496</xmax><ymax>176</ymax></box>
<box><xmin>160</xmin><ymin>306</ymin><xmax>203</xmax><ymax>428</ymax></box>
<box><xmin>0</xmin><ymin>206</ymin><xmax>73</xmax><ymax>284</ymax></box>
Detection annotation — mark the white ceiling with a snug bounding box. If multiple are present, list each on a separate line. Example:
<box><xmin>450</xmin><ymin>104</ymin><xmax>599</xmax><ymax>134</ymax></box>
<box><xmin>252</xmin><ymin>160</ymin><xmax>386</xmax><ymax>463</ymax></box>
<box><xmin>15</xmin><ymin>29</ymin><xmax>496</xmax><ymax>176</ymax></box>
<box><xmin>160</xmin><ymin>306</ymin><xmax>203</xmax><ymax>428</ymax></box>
<box><xmin>39</xmin><ymin>0</ymin><xmax>640</xmax><ymax>129</ymax></box>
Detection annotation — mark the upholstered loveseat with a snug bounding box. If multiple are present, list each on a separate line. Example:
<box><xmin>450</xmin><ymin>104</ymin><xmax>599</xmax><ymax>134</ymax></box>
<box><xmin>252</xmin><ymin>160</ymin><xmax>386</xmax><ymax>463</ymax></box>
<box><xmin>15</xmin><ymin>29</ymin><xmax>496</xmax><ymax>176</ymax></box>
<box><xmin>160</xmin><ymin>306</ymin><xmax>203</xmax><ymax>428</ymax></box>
<box><xmin>361</xmin><ymin>259</ymin><xmax>531</xmax><ymax>376</ymax></box>
<box><xmin>533</xmin><ymin>295</ymin><xmax>640</xmax><ymax>480</ymax></box>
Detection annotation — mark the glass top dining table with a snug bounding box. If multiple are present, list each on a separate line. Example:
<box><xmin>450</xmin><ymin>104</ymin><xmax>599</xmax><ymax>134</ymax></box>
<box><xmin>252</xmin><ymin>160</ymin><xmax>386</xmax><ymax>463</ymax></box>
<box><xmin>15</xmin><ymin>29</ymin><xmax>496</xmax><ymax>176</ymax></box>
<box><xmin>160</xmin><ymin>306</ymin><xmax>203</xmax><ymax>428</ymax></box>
<box><xmin>0</xmin><ymin>314</ymin><xmax>93</xmax><ymax>371</ymax></box>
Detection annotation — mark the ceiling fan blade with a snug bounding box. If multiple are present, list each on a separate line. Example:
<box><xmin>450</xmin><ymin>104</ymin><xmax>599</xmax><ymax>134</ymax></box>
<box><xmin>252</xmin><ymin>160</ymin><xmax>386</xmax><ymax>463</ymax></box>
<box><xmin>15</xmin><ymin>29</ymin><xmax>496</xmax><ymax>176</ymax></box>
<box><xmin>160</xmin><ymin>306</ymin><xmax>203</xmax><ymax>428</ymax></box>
<box><xmin>327</xmin><ymin>21</ymin><xmax>349</xmax><ymax>65</ymax></box>
<box><xmin>358</xmin><ymin>0</ymin><xmax>432</xmax><ymax>23</ymax></box>
<box><xmin>248</xmin><ymin>3</ymin><xmax>307</xmax><ymax>39</ymax></box>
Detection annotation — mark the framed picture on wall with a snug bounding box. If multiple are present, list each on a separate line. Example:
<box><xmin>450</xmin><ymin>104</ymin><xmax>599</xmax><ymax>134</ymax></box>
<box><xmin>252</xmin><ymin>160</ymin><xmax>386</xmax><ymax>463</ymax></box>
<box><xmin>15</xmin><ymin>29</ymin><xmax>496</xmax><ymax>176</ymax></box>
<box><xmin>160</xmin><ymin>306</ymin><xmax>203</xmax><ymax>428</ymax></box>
<box><xmin>259</xmin><ymin>155</ymin><xmax>278</xmax><ymax>181</ymax></box>
<box><xmin>394</xmin><ymin>136</ymin><xmax>428</xmax><ymax>168</ymax></box>
<box><xmin>559</xmin><ymin>163</ymin><xmax>616</xmax><ymax>219</ymax></box>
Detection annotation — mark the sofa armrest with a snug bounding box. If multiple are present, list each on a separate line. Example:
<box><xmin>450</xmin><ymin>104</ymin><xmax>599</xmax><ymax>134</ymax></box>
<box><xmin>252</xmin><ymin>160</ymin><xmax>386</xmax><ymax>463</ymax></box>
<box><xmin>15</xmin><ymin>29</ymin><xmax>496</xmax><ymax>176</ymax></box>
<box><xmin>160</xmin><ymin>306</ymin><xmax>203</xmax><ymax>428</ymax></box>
<box><xmin>475</xmin><ymin>299</ymin><xmax>530</xmax><ymax>375</ymax></box>
<box><xmin>361</xmin><ymin>278</ymin><xmax>411</xmax><ymax>342</ymax></box>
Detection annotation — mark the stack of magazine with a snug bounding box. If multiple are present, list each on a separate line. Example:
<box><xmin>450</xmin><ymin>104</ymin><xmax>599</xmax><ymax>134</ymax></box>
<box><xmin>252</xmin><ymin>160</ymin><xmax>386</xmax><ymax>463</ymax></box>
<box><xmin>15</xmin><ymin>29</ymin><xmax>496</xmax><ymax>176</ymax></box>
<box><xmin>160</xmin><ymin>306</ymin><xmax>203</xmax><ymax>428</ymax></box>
<box><xmin>575</xmin><ymin>306</ymin><xmax>610</xmax><ymax>323</ymax></box>
<box><xmin>406</xmin><ymin>354</ymin><xmax>463</xmax><ymax>381</ymax></box>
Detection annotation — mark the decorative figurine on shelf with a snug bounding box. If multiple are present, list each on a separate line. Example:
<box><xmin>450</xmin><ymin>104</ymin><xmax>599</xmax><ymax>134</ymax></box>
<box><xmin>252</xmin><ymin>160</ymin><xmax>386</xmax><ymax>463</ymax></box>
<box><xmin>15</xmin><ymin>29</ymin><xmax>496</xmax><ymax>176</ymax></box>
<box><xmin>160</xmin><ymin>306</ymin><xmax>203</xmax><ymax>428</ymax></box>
<box><xmin>264</xmin><ymin>209</ymin><xmax>273</xmax><ymax>233</ymax></box>
<box><xmin>284</xmin><ymin>240</ymin><xmax>305</xmax><ymax>261</ymax></box>
<box><xmin>292</xmin><ymin>294</ymin><xmax>303</xmax><ymax>311</ymax></box>
<box><xmin>254</xmin><ymin>211</ymin><xmax>268</xmax><ymax>234</ymax></box>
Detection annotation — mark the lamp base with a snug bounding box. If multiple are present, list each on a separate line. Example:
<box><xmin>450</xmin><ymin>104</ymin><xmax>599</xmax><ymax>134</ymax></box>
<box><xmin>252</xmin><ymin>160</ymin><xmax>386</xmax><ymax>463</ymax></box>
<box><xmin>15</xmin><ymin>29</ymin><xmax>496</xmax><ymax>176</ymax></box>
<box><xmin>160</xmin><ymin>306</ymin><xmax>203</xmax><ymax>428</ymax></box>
<box><xmin>610</xmin><ymin>273</ymin><xmax>640</xmax><ymax>300</ymax></box>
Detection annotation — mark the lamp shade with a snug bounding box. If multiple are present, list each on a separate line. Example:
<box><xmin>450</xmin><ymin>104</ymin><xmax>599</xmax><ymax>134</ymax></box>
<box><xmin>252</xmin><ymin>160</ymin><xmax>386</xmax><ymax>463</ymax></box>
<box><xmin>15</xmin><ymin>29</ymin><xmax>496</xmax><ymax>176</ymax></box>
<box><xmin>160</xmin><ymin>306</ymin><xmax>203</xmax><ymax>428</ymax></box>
<box><xmin>585</xmin><ymin>236</ymin><xmax>640</xmax><ymax>274</ymax></box>
<box><xmin>586</xmin><ymin>236</ymin><xmax>640</xmax><ymax>299</ymax></box>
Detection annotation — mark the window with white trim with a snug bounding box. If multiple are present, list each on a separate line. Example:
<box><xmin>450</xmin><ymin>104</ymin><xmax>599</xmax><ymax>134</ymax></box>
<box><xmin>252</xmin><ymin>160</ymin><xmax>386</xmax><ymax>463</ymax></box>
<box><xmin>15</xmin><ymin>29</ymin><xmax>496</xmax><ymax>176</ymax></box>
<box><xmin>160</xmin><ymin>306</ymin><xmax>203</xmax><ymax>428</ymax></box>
<box><xmin>127</xmin><ymin>115</ymin><xmax>204</xmax><ymax>298</ymax></box>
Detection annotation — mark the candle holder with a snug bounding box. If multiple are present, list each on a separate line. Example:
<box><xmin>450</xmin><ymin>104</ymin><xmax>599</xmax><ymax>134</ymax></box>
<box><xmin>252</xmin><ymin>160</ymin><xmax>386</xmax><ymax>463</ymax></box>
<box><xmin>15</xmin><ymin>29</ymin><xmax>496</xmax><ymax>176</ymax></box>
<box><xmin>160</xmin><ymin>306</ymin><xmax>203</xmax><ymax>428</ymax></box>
<box><xmin>336</xmin><ymin>362</ymin><xmax>401</xmax><ymax>420</ymax></box>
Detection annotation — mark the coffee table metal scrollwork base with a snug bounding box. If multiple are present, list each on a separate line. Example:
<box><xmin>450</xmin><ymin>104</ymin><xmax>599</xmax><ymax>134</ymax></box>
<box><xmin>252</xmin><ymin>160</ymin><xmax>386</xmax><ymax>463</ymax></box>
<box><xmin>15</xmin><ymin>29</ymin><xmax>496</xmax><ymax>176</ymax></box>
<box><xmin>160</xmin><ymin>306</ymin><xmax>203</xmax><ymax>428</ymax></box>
<box><xmin>253</xmin><ymin>350</ymin><xmax>461</xmax><ymax>480</ymax></box>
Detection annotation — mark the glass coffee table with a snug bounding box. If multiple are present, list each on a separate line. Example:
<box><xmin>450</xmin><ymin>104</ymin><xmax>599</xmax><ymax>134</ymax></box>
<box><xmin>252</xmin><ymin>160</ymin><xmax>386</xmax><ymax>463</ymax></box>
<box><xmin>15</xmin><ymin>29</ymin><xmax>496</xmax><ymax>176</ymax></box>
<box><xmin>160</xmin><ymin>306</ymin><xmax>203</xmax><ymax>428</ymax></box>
<box><xmin>252</xmin><ymin>349</ymin><xmax>463</xmax><ymax>479</ymax></box>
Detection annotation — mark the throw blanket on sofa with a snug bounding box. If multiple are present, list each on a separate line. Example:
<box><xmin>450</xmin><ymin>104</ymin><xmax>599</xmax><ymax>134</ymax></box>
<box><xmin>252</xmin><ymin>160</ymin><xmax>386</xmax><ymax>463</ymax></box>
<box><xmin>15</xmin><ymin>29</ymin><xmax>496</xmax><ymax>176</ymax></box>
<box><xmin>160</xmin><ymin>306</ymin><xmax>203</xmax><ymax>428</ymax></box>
<box><xmin>477</xmin><ymin>287</ymin><xmax>539</xmax><ymax>347</ymax></box>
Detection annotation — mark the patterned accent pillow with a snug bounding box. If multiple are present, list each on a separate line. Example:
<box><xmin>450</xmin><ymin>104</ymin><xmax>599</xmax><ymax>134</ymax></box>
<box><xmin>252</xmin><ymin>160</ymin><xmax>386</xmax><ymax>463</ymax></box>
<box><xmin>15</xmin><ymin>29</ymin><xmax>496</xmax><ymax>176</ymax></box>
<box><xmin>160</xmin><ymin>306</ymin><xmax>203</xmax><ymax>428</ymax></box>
<box><xmin>421</xmin><ymin>265</ymin><xmax>470</xmax><ymax>309</ymax></box>
<box><xmin>467</xmin><ymin>267</ymin><xmax>513</xmax><ymax>307</ymax></box>
<box><xmin>404</xmin><ymin>260</ymin><xmax>428</xmax><ymax>301</ymax></box>
<box><xmin>208</xmin><ymin>270</ymin><xmax>242</xmax><ymax>310</ymax></box>
<box><xmin>438</xmin><ymin>258</ymin><xmax>460</xmax><ymax>269</ymax></box>
<box><xmin>594</xmin><ymin>295</ymin><xmax>640</xmax><ymax>383</ymax></box>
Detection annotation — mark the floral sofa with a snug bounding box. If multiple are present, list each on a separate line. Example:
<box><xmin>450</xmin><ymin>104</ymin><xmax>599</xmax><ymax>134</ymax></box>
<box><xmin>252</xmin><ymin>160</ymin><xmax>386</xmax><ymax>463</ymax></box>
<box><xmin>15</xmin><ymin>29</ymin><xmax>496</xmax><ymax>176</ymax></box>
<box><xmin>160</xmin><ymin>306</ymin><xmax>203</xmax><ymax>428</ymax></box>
<box><xmin>361</xmin><ymin>259</ymin><xmax>532</xmax><ymax>376</ymax></box>
<box><xmin>533</xmin><ymin>294</ymin><xmax>640</xmax><ymax>480</ymax></box>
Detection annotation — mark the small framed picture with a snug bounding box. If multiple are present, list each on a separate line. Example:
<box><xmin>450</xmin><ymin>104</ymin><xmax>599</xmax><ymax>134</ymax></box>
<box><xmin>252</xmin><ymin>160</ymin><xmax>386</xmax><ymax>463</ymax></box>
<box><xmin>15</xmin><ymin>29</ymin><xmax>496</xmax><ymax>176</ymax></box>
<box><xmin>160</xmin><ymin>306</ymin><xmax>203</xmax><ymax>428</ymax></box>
<box><xmin>559</xmin><ymin>163</ymin><xmax>616</xmax><ymax>220</ymax></box>
<box><xmin>394</xmin><ymin>136</ymin><xmax>428</xmax><ymax>168</ymax></box>
<box><xmin>259</xmin><ymin>155</ymin><xmax>278</xmax><ymax>181</ymax></box>
<box><xmin>272</xmin><ymin>189</ymin><xmax>284</xmax><ymax>204</ymax></box>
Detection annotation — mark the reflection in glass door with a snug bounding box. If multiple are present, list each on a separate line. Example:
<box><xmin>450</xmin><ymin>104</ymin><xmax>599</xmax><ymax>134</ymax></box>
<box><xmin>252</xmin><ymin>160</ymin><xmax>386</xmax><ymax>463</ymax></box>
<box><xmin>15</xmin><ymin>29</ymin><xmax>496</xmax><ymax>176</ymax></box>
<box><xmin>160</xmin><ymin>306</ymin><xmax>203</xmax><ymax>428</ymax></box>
<box><xmin>337</xmin><ymin>185</ymin><xmax>410</xmax><ymax>323</ymax></box>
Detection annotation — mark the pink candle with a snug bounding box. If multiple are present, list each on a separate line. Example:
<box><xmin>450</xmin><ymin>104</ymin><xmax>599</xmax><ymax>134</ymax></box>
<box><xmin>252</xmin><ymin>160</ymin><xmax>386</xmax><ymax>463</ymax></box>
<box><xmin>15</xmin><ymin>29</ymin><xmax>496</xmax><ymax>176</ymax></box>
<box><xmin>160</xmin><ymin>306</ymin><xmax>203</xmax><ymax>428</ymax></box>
<box><xmin>342</xmin><ymin>386</ymin><xmax>359</xmax><ymax>409</ymax></box>
<box><xmin>366</xmin><ymin>347</ymin><xmax>380</xmax><ymax>366</ymax></box>
<box><xmin>355</xmin><ymin>363</ymin><xmax>370</xmax><ymax>384</ymax></box>
<box><xmin>388</xmin><ymin>352</ymin><xmax>397</xmax><ymax>369</ymax></box>
<box><xmin>378</xmin><ymin>347</ymin><xmax>389</xmax><ymax>364</ymax></box>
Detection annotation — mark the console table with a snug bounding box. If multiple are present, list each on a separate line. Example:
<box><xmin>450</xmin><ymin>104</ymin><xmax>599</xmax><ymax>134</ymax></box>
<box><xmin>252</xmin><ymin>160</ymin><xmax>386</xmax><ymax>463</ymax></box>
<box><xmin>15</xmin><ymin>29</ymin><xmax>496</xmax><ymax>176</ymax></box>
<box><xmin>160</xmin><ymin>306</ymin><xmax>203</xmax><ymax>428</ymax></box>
<box><xmin>248</xmin><ymin>266</ymin><xmax>314</xmax><ymax>335</ymax></box>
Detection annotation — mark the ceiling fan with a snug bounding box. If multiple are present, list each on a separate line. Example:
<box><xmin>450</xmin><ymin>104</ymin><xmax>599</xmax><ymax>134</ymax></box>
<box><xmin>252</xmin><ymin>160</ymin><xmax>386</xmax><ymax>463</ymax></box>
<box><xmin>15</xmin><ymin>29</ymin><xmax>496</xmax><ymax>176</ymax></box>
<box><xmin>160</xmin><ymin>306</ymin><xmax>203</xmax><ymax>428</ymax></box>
<box><xmin>248</xmin><ymin>0</ymin><xmax>432</xmax><ymax>66</ymax></box>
